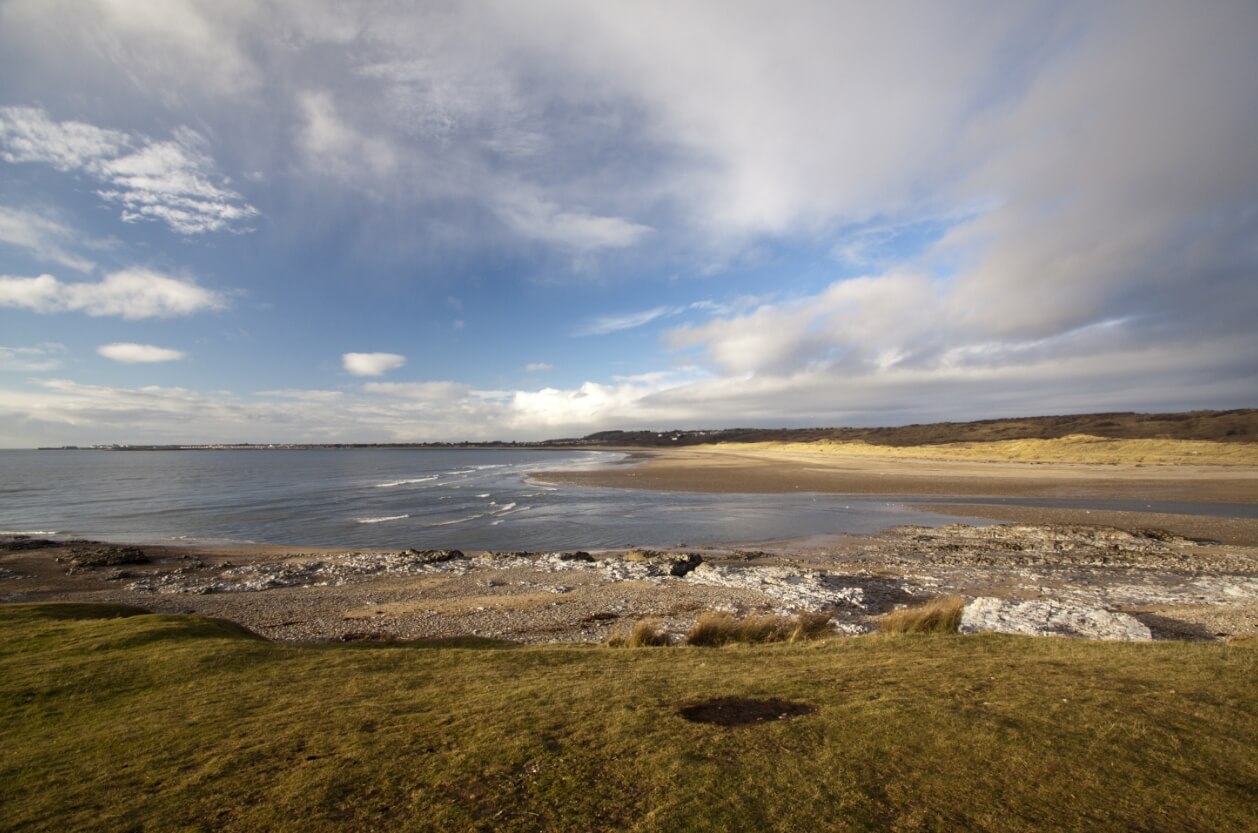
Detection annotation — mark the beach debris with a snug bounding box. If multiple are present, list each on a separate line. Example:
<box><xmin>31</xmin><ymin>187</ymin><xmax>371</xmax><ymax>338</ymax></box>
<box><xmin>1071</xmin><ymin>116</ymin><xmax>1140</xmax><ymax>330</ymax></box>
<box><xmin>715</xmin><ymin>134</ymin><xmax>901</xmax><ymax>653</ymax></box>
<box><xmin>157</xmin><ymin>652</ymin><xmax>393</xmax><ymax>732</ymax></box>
<box><xmin>959</xmin><ymin>597</ymin><xmax>1152</xmax><ymax>641</ymax></box>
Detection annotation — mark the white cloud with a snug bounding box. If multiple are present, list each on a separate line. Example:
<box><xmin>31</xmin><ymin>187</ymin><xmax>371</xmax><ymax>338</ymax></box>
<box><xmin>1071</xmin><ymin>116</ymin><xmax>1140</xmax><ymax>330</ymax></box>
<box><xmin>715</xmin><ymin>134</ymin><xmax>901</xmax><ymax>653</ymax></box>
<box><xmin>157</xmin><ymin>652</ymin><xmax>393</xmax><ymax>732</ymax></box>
<box><xmin>255</xmin><ymin>389</ymin><xmax>346</xmax><ymax>402</ymax></box>
<box><xmin>0</xmin><ymin>269</ymin><xmax>226</xmax><ymax>318</ymax></box>
<box><xmin>342</xmin><ymin>352</ymin><xmax>406</xmax><ymax>377</ymax></box>
<box><xmin>95</xmin><ymin>128</ymin><xmax>259</xmax><ymax>234</ymax></box>
<box><xmin>0</xmin><ymin>107</ymin><xmax>257</xmax><ymax>234</ymax></box>
<box><xmin>0</xmin><ymin>105</ymin><xmax>127</xmax><ymax>170</ymax></box>
<box><xmin>0</xmin><ymin>206</ymin><xmax>95</xmax><ymax>272</ymax></box>
<box><xmin>2</xmin><ymin>0</ymin><xmax>260</xmax><ymax>98</ymax></box>
<box><xmin>574</xmin><ymin>300</ymin><xmax>743</xmax><ymax>337</ymax></box>
<box><xmin>1</xmin><ymin>325</ymin><xmax>1253</xmax><ymax>447</ymax></box>
<box><xmin>0</xmin><ymin>343</ymin><xmax>65</xmax><ymax>372</ymax></box>
<box><xmin>524</xmin><ymin>362</ymin><xmax>552</xmax><ymax>372</ymax></box>
<box><xmin>493</xmin><ymin>187</ymin><xmax>651</xmax><ymax>251</ymax></box>
<box><xmin>0</xmin><ymin>3</ymin><xmax>1255</xmax><ymax>440</ymax></box>
<box><xmin>360</xmin><ymin>381</ymin><xmax>468</xmax><ymax>400</ymax></box>
<box><xmin>97</xmin><ymin>343</ymin><xmax>186</xmax><ymax>363</ymax></box>
<box><xmin>298</xmin><ymin>90</ymin><xmax>398</xmax><ymax>179</ymax></box>
<box><xmin>575</xmin><ymin>306</ymin><xmax>674</xmax><ymax>337</ymax></box>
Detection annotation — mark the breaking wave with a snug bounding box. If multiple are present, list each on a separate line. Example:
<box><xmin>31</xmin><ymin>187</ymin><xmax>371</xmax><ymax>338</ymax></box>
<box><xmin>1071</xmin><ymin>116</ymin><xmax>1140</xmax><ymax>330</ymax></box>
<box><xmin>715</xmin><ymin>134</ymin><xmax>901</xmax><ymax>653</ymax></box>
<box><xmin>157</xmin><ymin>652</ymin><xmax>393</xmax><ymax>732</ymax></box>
<box><xmin>374</xmin><ymin>476</ymin><xmax>439</xmax><ymax>488</ymax></box>
<box><xmin>354</xmin><ymin>514</ymin><xmax>410</xmax><ymax>524</ymax></box>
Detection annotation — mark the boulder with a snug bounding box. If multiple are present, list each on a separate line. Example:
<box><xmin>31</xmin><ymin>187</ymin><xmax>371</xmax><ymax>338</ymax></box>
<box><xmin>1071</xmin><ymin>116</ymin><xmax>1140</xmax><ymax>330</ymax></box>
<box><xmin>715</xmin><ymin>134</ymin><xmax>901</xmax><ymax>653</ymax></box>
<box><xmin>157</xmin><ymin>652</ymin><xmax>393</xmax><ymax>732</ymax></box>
<box><xmin>960</xmin><ymin>597</ymin><xmax>1152</xmax><ymax>641</ymax></box>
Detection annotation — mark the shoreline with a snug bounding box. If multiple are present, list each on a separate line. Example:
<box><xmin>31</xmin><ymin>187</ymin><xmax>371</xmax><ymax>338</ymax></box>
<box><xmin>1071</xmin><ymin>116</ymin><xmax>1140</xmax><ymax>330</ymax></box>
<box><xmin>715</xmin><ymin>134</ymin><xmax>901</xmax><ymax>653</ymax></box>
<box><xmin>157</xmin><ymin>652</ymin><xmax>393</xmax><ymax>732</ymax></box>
<box><xmin>4</xmin><ymin>515</ymin><xmax>1257</xmax><ymax>645</ymax></box>
<box><xmin>541</xmin><ymin>445</ymin><xmax>1258</xmax><ymax>545</ymax></box>
<box><xmin>5</xmin><ymin>444</ymin><xmax>1258</xmax><ymax>645</ymax></box>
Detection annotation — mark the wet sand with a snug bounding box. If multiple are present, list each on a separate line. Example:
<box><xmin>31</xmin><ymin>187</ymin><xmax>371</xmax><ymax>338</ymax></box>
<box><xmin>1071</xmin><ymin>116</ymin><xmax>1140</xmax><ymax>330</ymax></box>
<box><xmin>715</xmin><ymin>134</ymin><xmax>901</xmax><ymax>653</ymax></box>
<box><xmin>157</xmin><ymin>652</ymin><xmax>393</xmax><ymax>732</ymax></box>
<box><xmin>540</xmin><ymin>446</ymin><xmax>1258</xmax><ymax>544</ymax></box>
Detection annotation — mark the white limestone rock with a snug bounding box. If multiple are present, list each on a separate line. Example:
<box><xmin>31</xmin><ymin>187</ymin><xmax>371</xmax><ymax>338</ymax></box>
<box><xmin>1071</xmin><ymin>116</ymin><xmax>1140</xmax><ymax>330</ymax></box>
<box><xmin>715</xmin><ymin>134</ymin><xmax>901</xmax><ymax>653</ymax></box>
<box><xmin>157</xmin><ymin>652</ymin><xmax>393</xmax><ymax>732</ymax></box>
<box><xmin>960</xmin><ymin>596</ymin><xmax>1152</xmax><ymax>641</ymax></box>
<box><xmin>685</xmin><ymin>563</ymin><xmax>865</xmax><ymax>612</ymax></box>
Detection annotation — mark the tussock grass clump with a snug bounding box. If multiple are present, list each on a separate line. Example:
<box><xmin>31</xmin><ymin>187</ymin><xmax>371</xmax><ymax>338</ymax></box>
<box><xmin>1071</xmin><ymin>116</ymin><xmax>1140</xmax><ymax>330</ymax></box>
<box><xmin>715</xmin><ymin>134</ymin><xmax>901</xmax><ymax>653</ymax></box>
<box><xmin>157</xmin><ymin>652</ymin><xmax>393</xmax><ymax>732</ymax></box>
<box><xmin>879</xmin><ymin>596</ymin><xmax>966</xmax><ymax>635</ymax></box>
<box><xmin>607</xmin><ymin>618</ymin><xmax>671</xmax><ymax>647</ymax></box>
<box><xmin>686</xmin><ymin>611</ymin><xmax>832</xmax><ymax>646</ymax></box>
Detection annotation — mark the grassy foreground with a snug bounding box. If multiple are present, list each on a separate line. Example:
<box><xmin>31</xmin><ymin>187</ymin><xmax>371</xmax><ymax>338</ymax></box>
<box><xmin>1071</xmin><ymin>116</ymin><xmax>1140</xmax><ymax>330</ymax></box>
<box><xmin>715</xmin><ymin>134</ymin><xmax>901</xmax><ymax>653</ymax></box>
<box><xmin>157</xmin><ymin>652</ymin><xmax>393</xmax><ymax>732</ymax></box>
<box><xmin>2</xmin><ymin>604</ymin><xmax>1256</xmax><ymax>833</ymax></box>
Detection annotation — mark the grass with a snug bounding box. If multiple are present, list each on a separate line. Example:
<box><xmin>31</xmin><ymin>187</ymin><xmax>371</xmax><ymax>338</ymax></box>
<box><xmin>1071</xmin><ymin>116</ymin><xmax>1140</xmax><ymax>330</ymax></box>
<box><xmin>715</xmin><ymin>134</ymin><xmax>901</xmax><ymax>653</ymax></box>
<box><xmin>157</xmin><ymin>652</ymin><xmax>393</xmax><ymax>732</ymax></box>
<box><xmin>879</xmin><ymin>596</ymin><xmax>966</xmax><ymax>635</ymax></box>
<box><xmin>717</xmin><ymin>435</ymin><xmax>1258</xmax><ymax>465</ymax></box>
<box><xmin>685</xmin><ymin>611</ymin><xmax>833</xmax><ymax>646</ymax></box>
<box><xmin>2</xmin><ymin>602</ymin><xmax>1257</xmax><ymax>832</ymax></box>
<box><xmin>608</xmin><ymin>618</ymin><xmax>672</xmax><ymax>647</ymax></box>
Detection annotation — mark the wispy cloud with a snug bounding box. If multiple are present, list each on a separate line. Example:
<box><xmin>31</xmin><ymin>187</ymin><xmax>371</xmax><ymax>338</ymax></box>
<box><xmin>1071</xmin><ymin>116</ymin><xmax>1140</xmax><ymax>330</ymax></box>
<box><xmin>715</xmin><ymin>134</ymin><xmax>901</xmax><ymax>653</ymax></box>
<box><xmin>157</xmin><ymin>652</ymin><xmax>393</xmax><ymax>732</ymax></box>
<box><xmin>0</xmin><ymin>343</ymin><xmax>65</xmax><ymax>372</ymax></box>
<box><xmin>0</xmin><ymin>269</ymin><xmax>226</xmax><ymax>318</ymax></box>
<box><xmin>97</xmin><ymin>343</ymin><xmax>185</xmax><ymax>363</ymax></box>
<box><xmin>255</xmin><ymin>389</ymin><xmax>346</xmax><ymax>402</ymax></box>
<box><xmin>342</xmin><ymin>352</ymin><xmax>406</xmax><ymax>377</ymax></box>
<box><xmin>0</xmin><ymin>107</ymin><xmax>257</xmax><ymax>234</ymax></box>
<box><xmin>524</xmin><ymin>362</ymin><xmax>552</xmax><ymax>372</ymax></box>
<box><xmin>298</xmin><ymin>90</ymin><xmax>398</xmax><ymax>180</ymax></box>
<box><xmin>360</xmin><ymin>381</ymin><xmax>469</xmax><ymax>400</ymax></box>
<box><xmin>493</xmin><ymin>187</ymin><xmax>652</xmax><ymax>252</ymax></box>
<box><xmin>573</xmin><ymin>300</ymin><xmax>742</xmax><ymax>337</ymax></box>
<box><xmin>574</xmin><ymin>306</ymin><xmax>674</xmax><ymax>337</ymax></box>
<box><xmin>0</xmin><ymin>206</ymin><xmax>95</xmax><ymax>272</ymax></box>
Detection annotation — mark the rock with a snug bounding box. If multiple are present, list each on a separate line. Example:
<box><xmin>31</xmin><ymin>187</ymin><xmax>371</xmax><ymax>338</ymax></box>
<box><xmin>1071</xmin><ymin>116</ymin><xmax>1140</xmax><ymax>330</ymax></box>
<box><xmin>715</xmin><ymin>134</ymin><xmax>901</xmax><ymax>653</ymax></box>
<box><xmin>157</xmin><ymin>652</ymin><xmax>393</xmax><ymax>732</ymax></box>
<box><xmin>618</xmin><ymin>550</ymin><xmax>703</xmax><ymax>576</ymax></box>
<box><xmin>397</xmin><ymin>549</ymin><xmax>466</xmax><ymax>564</ymax></box>
<box><xmin>66</xmin><ymin>545</ymin><xmax>149</xmax><ymax>573</ymax></box>
<box><xmin>686</xmin><ymin>563</ymin><xmax>865</xmax><ymax>612</ymax></box>
<box><xmin>557</xmin><ymin>551</ymin><xmax>595</xmax><ymax>562</ymax></box>
<box><xmin>960</xmin><ymin>597</ymin><xmax>1152</xmax><ymax>641</ymax></box>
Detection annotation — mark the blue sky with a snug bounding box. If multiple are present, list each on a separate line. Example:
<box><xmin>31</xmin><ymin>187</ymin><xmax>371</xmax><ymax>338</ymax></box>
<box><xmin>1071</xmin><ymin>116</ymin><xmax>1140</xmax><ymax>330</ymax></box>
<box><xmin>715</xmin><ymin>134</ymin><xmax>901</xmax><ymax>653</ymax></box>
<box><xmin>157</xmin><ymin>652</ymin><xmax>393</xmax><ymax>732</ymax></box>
<box><xmin>1</xmin><ymin>1</ymin><xmax>1256</xmax><ymax>445</ymax></box>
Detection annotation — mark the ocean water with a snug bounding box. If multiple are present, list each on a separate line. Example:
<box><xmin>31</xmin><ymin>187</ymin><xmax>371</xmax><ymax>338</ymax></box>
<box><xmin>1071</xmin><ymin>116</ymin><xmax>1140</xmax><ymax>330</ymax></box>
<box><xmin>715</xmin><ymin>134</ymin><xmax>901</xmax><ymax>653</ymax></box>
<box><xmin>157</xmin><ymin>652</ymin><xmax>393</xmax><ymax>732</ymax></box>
<box><xmin>3</xmin><ymin>449</ymin><xmax>1254</xmax><ymax>551</ymax></box>
<box><xmin>0</xmin><ymin>448</ymin><xmax>968</xmax><ymax>550</ymax></box>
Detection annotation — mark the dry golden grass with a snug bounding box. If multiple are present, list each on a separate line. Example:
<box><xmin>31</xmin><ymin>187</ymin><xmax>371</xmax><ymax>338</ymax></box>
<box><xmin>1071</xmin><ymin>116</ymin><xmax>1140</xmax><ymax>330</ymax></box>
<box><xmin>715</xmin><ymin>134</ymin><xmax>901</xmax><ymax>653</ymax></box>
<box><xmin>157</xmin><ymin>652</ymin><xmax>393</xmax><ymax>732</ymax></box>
<box><xmin>879</xmin><ymin>596</ymin><xmax>966</xmax><ymax>635</ymax></box>
<box><xmin>607</xmin><ymin>618</ymin><xmax>671</xmax><ymax>647</ymax></box>
<box><xmin>715</xmin><ymin>435</ymin><xmax>1258</xmax><ymax>465</ymax></box>
<box><xmin>686</xmin><ymin>611</ymin><xmax>832</xmax><ymax>646</ymax></box>
<box><xmin>4</xmin><ymin>603</ymin><xmax>1258</xmax><ymax>832</ymax></box>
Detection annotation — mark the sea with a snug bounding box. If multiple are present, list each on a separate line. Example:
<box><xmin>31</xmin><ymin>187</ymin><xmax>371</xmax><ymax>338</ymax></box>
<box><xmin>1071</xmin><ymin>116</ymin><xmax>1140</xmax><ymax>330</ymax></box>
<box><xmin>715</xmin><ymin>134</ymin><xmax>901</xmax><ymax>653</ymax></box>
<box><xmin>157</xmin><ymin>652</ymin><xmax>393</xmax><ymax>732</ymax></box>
<box><xmin>2</xmin><ymin>449</ymin><xmax>1255</xmax><ymax>551</ymax></box>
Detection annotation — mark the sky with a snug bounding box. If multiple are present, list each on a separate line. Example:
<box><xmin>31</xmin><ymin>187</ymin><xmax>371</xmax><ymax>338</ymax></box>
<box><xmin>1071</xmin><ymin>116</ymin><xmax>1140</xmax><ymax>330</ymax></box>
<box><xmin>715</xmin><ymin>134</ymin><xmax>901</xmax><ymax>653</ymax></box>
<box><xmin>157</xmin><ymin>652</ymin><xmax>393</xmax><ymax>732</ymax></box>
<box><xmin>1</xmin><ymin>0</ymin><xmax>1256</xmax><ymax>446</ymax></box>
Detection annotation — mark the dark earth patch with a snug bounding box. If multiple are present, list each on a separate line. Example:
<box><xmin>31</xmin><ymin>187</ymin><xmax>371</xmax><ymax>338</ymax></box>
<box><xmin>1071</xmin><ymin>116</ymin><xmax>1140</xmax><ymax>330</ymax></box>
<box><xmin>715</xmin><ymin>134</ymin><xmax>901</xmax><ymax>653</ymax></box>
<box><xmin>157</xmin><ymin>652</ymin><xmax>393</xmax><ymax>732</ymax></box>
<box><xmin>677</xmin><ymin>697</ymin><xmax>817</xmax><ymax>727</ymax></box>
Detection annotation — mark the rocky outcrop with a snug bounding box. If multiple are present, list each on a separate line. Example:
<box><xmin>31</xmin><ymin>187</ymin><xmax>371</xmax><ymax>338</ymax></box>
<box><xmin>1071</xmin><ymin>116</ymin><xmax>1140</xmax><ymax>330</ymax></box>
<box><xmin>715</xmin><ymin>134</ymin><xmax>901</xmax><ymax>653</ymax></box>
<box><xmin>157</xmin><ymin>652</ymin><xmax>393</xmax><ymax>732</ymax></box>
<box><xmin>66</xmin><ymin>545</ymin><xmax>149</xmax><ymax>574</ymax></box>
<box><xmin>622</xmin><ymin>550</ymin><xmax>703</xmax><ymax>575</ymax></box>
<box><xmin>686</xmin><ymin>563</ymin><xmax>864</xmax><ymax>612</ymax></box>
<box><xmin>960</xmin><ymin>597</ymin><xmax>1152</xmax><ymax>641</ymax></box>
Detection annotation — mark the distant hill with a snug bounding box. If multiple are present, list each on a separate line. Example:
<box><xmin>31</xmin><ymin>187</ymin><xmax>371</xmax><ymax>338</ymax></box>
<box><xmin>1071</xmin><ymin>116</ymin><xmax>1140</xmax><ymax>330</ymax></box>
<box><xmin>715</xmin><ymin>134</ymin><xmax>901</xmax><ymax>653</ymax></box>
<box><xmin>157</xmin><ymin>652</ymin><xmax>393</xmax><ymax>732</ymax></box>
<box><xmin>556</xmin><ymin>409</ymin><xmax>1258</xmax><ymax>448</ymax></box>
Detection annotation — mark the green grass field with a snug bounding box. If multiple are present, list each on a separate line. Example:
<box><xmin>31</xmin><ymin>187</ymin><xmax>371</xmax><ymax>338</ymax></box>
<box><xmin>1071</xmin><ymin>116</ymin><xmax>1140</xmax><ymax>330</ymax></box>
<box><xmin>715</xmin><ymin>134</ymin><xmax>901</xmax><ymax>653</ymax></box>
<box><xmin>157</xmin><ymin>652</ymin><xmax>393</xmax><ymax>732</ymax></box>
<box><xmin>2</xmin><ymin>603</ymin><xmax>1256</xmax><ymax>832</ymax></box>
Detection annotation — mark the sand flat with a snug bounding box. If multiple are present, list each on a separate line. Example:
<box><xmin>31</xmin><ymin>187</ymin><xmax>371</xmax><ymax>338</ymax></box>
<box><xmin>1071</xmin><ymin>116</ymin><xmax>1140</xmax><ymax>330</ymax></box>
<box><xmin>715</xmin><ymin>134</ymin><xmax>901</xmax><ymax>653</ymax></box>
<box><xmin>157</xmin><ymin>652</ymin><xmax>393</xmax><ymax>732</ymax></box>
<box><xmin>540</xmin><ymin>443</ymin><xmax>1258</xmax><ymax>502</ymax></box>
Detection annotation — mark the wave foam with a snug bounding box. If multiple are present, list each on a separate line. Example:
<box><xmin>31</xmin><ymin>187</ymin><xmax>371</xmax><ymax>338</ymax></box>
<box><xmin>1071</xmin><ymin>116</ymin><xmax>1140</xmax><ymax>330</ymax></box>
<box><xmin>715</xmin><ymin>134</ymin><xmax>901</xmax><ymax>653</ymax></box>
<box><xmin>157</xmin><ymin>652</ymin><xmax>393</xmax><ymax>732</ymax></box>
<box><xmin>426</xmin><ymin>513</ymin><xmax>486</xmax><ymax>527</ymax></box>
<box><xmin>374</xmin><ymin>476</ymin><xmax>438</xmax><ymax>488</ymax></box>
<box><xmin>354</xmin><ymin>514</ymin><xmax>410</xmax><ymax>524</ymax></box>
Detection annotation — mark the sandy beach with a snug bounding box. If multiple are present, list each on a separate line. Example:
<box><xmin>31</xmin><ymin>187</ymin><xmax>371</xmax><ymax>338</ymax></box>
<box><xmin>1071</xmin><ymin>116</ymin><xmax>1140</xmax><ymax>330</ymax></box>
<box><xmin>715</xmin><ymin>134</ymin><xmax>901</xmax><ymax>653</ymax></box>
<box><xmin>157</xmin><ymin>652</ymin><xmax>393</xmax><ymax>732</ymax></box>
<box><xmin>4</xmin><ymin>440</ymin><xmax>1258</xmax><ymax>645</ymax></box>
<box><xmin>539</xmin><ymin>444</ymin><xmax>1258</xmax><ymax>544</ymax></box>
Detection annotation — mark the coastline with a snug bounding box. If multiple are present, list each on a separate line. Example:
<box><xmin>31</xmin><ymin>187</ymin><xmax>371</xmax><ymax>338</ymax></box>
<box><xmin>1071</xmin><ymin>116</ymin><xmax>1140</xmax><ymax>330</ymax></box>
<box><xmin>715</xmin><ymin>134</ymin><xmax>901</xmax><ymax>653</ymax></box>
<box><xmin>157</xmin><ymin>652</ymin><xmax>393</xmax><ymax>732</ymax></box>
<box><xmin>5</xmin><ymin>442</ymin><xmax>1258</xmax><ymax>645</ymax></box>
<box><xmin>538</xmin><ymin>445</ymin><xmax>1258</xmax><ymax>544</ymax></box>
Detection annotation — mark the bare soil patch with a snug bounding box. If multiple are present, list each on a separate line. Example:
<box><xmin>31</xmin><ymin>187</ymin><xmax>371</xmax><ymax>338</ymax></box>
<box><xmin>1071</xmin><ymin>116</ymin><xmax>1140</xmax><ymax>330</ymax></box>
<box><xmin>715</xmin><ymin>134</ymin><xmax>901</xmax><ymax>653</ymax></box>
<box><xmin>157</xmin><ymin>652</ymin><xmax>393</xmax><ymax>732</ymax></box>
<box><xmin>678</xmin><ymin>697</ymin><xmax>818</xmax><ymax>727</ymax></box>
